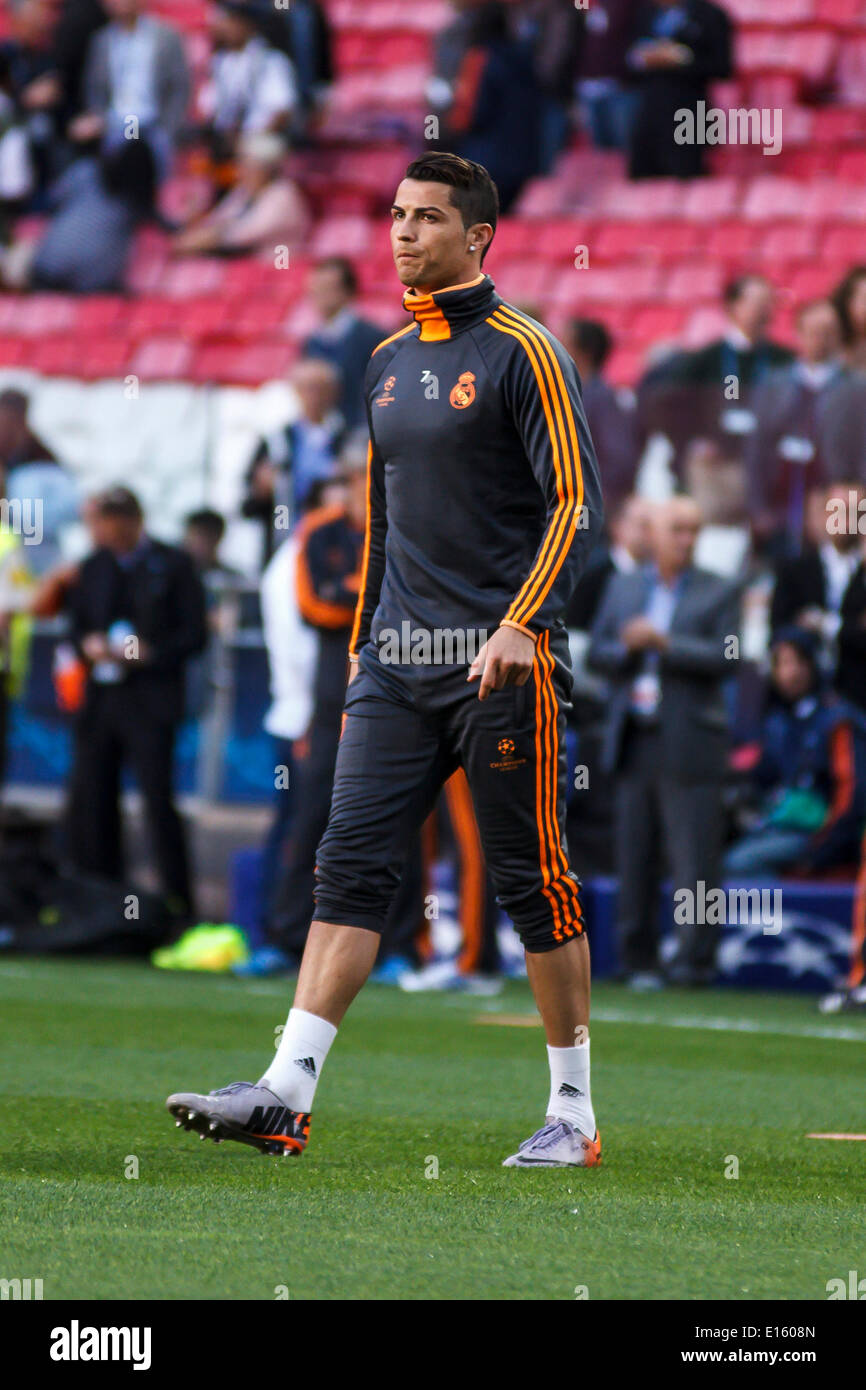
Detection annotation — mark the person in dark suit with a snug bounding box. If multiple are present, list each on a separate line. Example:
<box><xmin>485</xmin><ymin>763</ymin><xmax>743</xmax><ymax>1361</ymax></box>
<box><xmin>626</xmin><ymin>0</ymin><xmax>732</xmax><ymax>180</ymax></box>
<box><xmin>771</xmin><ymin>482</ymin><xmax>866</xmax><ymax>711</ymax></box>
<box><xmin>588</xmin><ymin>496</ymin><xmax>740</xmax><ymax>986</ymax></box>
<box><xmin>63</xmin><ymin>486</ymin><xmax>207</xmax><ymax>915</ymax></box>
<box><xmin>747</xmin><ymin>300</ymin><xmax>866</xmax><ymax>552</ymax></box>
<box><xmin>301</xmin><ymin>258</ymin><xmax>384</xmax><ymax>429</ymax></box>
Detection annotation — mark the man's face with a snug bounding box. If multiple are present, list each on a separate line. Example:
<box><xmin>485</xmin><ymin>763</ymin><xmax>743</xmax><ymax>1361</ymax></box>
<box><xmin>771</xmin><ymin>642</ymin><xmax>813</xmax><ymax>702</ymax></box>
<box><xmin>798</xmin><ymin>303</ymin><xmax>840</xmax><ymax>363</ymax></box>
<box><xmin>209</xmin><ymin>7</ymin><xmax>249</xmax><ymax>48</ymax></box>
<box><xmin>652</xmin><ymin>500</ymin><xmax>701</xmax><ymax>572</ymax></box>
<box><xmin>292</xmin><ymin>362</ymin><xmax>338</xmax><ymax>421</ymax></box>
<box><xmin>390</xmin><ymin>179</ymin><xmax>474</xmax><ymax>292</ymax></box>
<box><xmin>105</xmin><ymin>0</ymin><xmax>140</xmax><ymax>22</ymax></box>
<box><xmin>184</xmin><ymin>525</ymin><xmax>218</xmax><ymax>568</ymax></box>
<box><xmin>310</xmin><ymin>266</ymin><xmax>350</xmax><ymax>321</ymax></box>
<box><xmin>729</xmin><ymin>279</ymin><xmax>773</xmax><ymax>340</ymax></box>
<box><xmin>15</xmin><ymin>0</ymin><xmax>55</xmax><ymax>45</ymax></box>
<box><xmin>614</xmin><ymin>497</ymin><xmax>652</xmax><ymax>563</ymax></box>
<box><xmin>99</xmin><ymin>514</ymin><xmax>142</xmax><ymax>555</ymax></box>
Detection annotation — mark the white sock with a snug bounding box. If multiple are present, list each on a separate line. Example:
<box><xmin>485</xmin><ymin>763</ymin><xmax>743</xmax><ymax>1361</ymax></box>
<box><xmin>546</xmin><ymin>1040</ymin><xmax>596</xmax><ymax>1137</ymax></box>
<box><xmin>262</xmin><ymin>1007</ymin><xmax>337</xmax><ymax>1113</ymax></box>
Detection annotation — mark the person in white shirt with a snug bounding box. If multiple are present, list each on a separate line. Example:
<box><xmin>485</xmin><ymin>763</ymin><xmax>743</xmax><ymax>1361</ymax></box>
<box><xmin>200</xmin><ymin>0</ymin><xmax>298</xmax><ymax>154</ymax></box>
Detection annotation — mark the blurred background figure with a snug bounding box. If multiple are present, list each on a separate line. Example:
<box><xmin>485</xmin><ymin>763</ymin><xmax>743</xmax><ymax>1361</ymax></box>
<box><xmin>301</xmin><ymin>257</ymin><xmax>384</xmax><ymax>429</ymax></box>
<box><xmin>727</xmin><ymin>627</ymin><xmax>866</xmax><ymax>879</ymax></box>
<box><xmin>626</xmin><ymin>0</ymin><xmax>732</xmax><ymax>180</ymax></box>
<box><xmin>171</xmin><ymin>131</ymin><xmax>308</xmax><ymax>258</ymax></box>
<box><xmin>566</xmin><ymin>317</ymin><xmax>638</xmax><ymax>509</ymax></box>
<box><xmin>240</xmin><ymin>438</ymin><xmax>366</xmax><ymax>975</ymax></box>
<box><xmin>200</xmin><ymin>0</ymin><xmax>298</xmax><ymax>162</ymax></box>
<box><xmin>62</xmin><ymin>486</ymin><xmax>207</xmax><ymax>916</ymax></box>
<box><xmin>747</xmin><ymin>300</ymin><xmax>865</xmax><ymax>555</ymax></box>
<box><xmin>589</xmin><ymin>497</ymin><xmax>740</xmax><ymax>989</ymax></box>
<box><xmin>429</xmin><ymin>0</ymin><xmax>542</xmax><ymax>212</ymax></box>
<box><xmin>576</xmin><ymin>0</ymin><xmax>637</xmax><ymax>151</ymax></box>
<box><xmin>71</xmin><ymin>0</ymin><xmax>190</xmax><ymax>184</ymax></box>
<box><xmin>242</xmin><ymin>355</ymin><xmax>345</xmax><ymax>566</ymax></box>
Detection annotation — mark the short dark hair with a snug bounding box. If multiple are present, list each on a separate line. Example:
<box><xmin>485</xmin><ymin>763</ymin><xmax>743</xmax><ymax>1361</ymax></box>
<box><xmin>185</xmin><ymin>508</ymin><xmax>226</xmax><ymax>543</ymax></box>
<box><xmin>403</xmin><ymin>153</ymin><xmax>499</xmax><ymax>263</ymax></box>
<box><xmin>570</xmin><ymin>318</ymin><xmax>612</xmax><ymax>372</ymax></box>
<box><xmin>313</xmin><ymin>256</ymin><xmax>358</xmax><ymax>298</ymax></box>
<box><xmin>96</xmin><ymin>486</ymin><xmax>143</xmax><ymax>521</ymax></box>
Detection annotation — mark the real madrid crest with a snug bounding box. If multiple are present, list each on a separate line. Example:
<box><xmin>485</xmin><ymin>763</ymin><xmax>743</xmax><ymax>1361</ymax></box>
<box><xmin>449</xmin><ymin>371</ymin><xmax>476</xmax><ymax>409</ymax></box>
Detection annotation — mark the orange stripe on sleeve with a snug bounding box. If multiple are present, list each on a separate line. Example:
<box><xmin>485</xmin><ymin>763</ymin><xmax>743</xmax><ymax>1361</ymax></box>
<box><xmin>496</xmin><ymin>306</ymin><xmax>585</xmax><ymax>627</ymax></box>
<box><xmin>348</xmin><ymin>441</ymin><xmax>374</xmax><ymax>657</ymax></box>
<box><xmin>487</xmin><ymin>309</ymin><xmax>580</xmax><ymax>632</ymax></box>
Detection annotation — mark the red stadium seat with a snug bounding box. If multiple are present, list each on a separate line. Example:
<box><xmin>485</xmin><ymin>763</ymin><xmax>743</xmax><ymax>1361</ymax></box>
<box><xmin>189</xmin><ymin>341</ymin><xmax>298</xmax><ymax>386</ymax></box>
<box><xmin>309</xmin><ymin>215</ymin><xmax>372</xmax><ymax>259</ymax></box>
<box><xmin>129</xmin><ymin>338</ymin><xmax>195</xmax><ymax>381</ymax></box>
<box><xmin>759</xmin><ymin>223</ymin><xmax>819</xmax><ymax>268</ymax></box>
<box><xmin>741</xmin><ymin>177</ymin><xmax>810</xmax><ymax>220</ymax></box>
<box><xmin>664</xmin><ymin>263</ymin><xmax>726</xmax><ymax>303</ymax></box>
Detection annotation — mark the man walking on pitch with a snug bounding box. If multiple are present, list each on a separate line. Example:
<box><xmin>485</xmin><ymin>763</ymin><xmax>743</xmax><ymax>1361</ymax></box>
<box><xmin>167</xmin><ymin>153</ymin><xmax>605</xmax><ymax>1168</ymax></box>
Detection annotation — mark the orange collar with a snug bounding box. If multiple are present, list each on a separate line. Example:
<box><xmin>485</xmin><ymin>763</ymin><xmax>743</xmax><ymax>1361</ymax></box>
<box><xmin>402</xmin><ymin>273</ymin><xmax>491</xmax><ymax>342</ymax></box>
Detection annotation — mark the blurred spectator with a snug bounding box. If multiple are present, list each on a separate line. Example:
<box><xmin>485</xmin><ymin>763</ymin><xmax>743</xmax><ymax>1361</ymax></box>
<box><xmin>746</xmin><ymin>300</ymin><xmax>866</xmax><ymax>552</ymax></box>
<box><xmin>49</xmin><ymin>0</ymin><xmax>108</xmax><ymax>129</ymax></box>
<box><xmin>770</xmin><ymin>481</ymin><xmax>864</xmax><ymax>654</ymax></box>
<box><xmin>253</xmin><ymin>491</ymin><xmax>318</xmax><ymax>952</ymax></box>
<box><xmin>576</xmin><ymin>0</ymin><xmax>638</xmax><ymax>150</ymax></box>
<box><xmin>249</xmin><ymin>0</ymin><xmax>332</xmax><ymax>136</ymax></box>
<box><xmin>429</xmin><ymin>1</ymin><xmax>541</xmax><ymax>212</ymax></box>
<box><xmin>588</xmin><ymin>497</ymin><xmax>739</xmax><ymax>987</ymax></box>
<box><xmin>643</xmin><ymin>276</ymin><xmax>794</xmax><ymax>475</ymax></box>
<box><xmin>71</xmin><ymin>0</ymin><xmax>190</xmax><ymax>183</ymax></box>
<box><xmin>172</xmin><ymin>131</ymin><xmax>308</xmax><ymax>257</ymax></box>
<box><xmin>247</xmin><ymin>444</ymin><xmax>366</xmax><ymax>973</ymax></box>
<box><xmin>513</xmin><ymin>0</ymin><xmax>583</xmax><ymax>172</ymax></box>
<box><xmin>0</xmin><ymin>389</ymin><xmax>56</xmax><ymax>470</ymax></box>
<box><xmin>183</xmin><ymin>508</ymin><xmax>240</xmax><ymax>588</ymax></box>
<box><xmin>181</xmin><ymin>506</ymin><xmax>241</xmax><ymax>723</ymax></box>
<box><xmin>242</xmin><ymin>356</ymin><xmax>345</xmax><ymax>568</ymax></box>
<box><xmin>566</xmin><ymin>493</ymin><xmax>653</xmax><ymax>631</ymax></box>
<box><xmin>832</xmin><ymin>265</ymin><xmax>866</xmax><ymax>373</ymax></box>
<box><xmin>726</xmin><ymin>627</ymin><xmax>866</xmax><ymax>877</ymax></box>
<box><xmin>566</xmin><ymin>317</ymin><xmax>638</xmax><ymax>507</ymax></box>
<box><xmin>301</xmin><ymin>257</ymin><xmax>384</xmax><ymax>429</ymax></box>
<box><xmin>200</xmin><ymin>0</ymin><xmax>298</xmax><ymax>164</ymax></box>
<box><xmin>626</xmin><ymin>0</ymin><xmax>732</xmax><ymax>180</ymax></box>
<box><xmin>63</xmin><ymin>486</ymin><xmax>207</xmax><ymax>916</ymax></box>
<box><xmin>6</xmin><ymin>134</ymin><xmax>155</xmax><ymax>291</ymax></box>
<box><xmin>0</xmin><ymin>0</ymin><xmax>63</xmax><ymax>202</ymax></box>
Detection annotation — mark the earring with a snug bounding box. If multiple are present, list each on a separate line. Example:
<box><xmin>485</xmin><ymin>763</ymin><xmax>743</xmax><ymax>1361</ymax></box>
<box><xmin>470</xmin><ymin>244</ymin><xmax>477</xmax><ymax>250</ymax></box>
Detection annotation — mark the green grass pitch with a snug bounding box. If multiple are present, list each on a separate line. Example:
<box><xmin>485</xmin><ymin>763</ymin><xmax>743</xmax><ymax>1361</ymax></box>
<box><xmin>1</xmin><ymin>957</ymin><xmax>865</xmax><ymax>1300</ymax></box>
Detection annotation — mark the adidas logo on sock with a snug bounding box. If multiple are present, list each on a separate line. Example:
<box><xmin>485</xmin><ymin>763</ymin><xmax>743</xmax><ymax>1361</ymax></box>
<box><xmin>294</xmin><ymin>1056</ymin><xmax>317</xmax><ymax>1078</ymax></box>
<box><xmin>558</xmin><ymin>1082</ymin><xmax>583</xmax><ymax>1098</ymax></box>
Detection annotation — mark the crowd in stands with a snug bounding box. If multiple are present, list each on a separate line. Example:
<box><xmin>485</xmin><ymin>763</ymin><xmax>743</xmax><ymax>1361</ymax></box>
<box><xmin>1</xmin><ymin>0</ymin><xmax>866</xmax><ymax>998</ymax></box>
<box><xmin>0</xmin><ymin>0</ymin><xmax>747</xmax><ymax>293</ymax></box>
<box><xmin>2</xmin><ymin>233</ymin><xmax>866</xmax><ymax>998</ymax></box>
